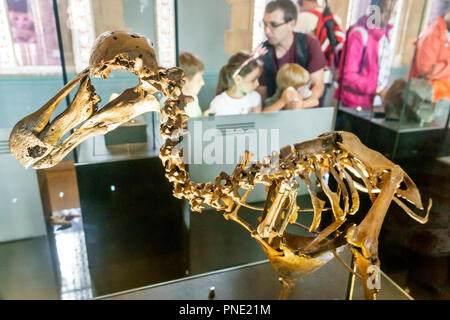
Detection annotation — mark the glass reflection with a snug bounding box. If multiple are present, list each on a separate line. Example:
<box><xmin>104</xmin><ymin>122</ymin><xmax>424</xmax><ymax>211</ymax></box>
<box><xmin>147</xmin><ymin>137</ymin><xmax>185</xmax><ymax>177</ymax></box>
<box><xmin>53</xmin><ymin>209</ymin><xmax>93</xmax><ymax>300</ymax></box>
<box><xmin>2</xmin><ymin>0</ymin><xmax>61</xmax><ymax>72</ymax></box>
<box><xmin>407</xmin><ymin>0</ymin><xmax>450</xmax><ymax>127</ymax></box>
<box><xmin>64</xmin><ymin>0</ymin><xmax>96</xmax><ymax>72</ymax></box>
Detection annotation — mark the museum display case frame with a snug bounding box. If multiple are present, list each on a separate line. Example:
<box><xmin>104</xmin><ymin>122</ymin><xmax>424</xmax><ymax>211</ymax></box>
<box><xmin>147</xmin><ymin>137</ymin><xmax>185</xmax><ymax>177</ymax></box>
<box><xmin>334</xmin><ymin>0</ymin><xmax>450</xmax><ymax>161</ymax></box>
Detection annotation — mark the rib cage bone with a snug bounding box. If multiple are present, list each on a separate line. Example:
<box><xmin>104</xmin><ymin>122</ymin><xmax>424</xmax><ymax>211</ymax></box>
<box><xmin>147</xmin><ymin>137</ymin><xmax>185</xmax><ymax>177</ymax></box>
<box><xmin>9</xmin><ymin>31</ymin><xmax>431</xmax><ymax>300</ymax></box>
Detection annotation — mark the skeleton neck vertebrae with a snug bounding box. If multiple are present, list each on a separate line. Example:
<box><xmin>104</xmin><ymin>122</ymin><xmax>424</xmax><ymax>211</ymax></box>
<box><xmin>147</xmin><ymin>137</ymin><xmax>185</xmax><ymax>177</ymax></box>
<box><xmin>9</xmin><ymin>31</ymin><xmax>431</xmax><ymax>300</ymax></box>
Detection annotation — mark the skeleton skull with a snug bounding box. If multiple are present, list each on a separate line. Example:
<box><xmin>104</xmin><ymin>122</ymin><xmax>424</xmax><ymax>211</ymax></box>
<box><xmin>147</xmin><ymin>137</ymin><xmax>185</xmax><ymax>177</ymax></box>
<box><xmin>9</xmin><ymin>31</ymin><xmax>162</xmax><ymax>169</ymax></box>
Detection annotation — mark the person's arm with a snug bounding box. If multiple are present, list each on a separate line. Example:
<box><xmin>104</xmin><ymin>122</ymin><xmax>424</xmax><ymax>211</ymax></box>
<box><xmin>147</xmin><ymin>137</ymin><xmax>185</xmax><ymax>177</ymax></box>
<box><xmin>249</xmin><ymin>92</ymin><xmax>263</xmax><ymax>113</ymax></box>
<box><xmin>299</xmin><ymin>96</ymin><xmax>319</xmax><ymax>109</ymax></box>
<box><xmin>264</xmin><ymin>99</ymin><xmax>286</xmax><ymax>112</ymax></box>
<box><xmin>203</xmin><ymin>97</ymin><xmax>218</xmax><ymax>116</ymax></box>
<box><xmin>304</xmin><ymin>34</ymin><xmax>326</xmax><ymax>105</ymax></box>
<box><xmin>250</xmin><ymin>106</ymin><xmax>262</xmax><ymax>113</ymax></box>
<box><xmin>285</xmin><ymin>92</ymin><xmax>319</xmax><ymax>110</ymax></box>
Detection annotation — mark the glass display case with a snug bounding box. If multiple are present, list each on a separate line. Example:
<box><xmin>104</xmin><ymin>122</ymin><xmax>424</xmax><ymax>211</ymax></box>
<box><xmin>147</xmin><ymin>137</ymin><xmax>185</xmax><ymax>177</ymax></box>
<box><xmin>0</xmin><ymin>0</ymin><xmax>448</xmax><ymax>301</ymax></box>
<box><xmin>335</xmin><ymin>0</ymin><xmax>450</xmax><ymax>161</ymax></box>
<box><xmin>333</xmin><ymin>0</ymin><xmax>449</xmax><ymax>299</ymax></box>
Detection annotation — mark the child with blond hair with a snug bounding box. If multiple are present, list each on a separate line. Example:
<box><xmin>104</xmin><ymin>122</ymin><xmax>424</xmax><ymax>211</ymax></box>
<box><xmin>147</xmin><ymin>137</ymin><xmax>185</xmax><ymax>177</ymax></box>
<box><xmin>179</xmin><ymin>51</ymin><xmax>205</xmax><ymax>118</ymax></box>
<box><xmin>264</xmin><ymin>63</ymin><xmax>319</xmax><ymax>112</ymax></box>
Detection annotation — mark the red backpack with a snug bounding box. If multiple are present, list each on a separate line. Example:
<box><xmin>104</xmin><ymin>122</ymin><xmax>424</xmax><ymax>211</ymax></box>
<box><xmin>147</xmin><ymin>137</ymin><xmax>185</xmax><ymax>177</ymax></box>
<box><xmin>307</xmin><ymin>5</ymin><xmax>344</xmax><ymax>67</ymax></box>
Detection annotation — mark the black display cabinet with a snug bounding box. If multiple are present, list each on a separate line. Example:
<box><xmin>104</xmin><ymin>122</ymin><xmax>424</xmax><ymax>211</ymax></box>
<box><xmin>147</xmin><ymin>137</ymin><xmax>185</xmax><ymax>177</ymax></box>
<box><xmin>75</xmin><ymin>133</ymin><xmax>189</xmax><ymax>296</ymax></box>
<box><xmin>336</xmin><ymin>106</ymin><xmax>450</xmax><ymax>161</ymax></box>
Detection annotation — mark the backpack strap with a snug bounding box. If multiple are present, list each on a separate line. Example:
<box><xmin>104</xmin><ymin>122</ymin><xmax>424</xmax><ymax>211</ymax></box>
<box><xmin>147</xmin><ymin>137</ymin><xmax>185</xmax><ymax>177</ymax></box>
<box><xmin>262</xmin><ymin>41</ymin><xmax>277</xmax><ymax>98</ymax></box>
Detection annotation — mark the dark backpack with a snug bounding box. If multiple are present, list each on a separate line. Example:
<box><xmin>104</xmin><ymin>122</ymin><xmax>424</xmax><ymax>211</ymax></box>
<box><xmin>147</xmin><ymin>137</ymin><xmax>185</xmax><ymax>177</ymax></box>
<box><xmin>262</xmin><ymin>32</ymin><xmax>309</xmax><ymax>98</ymax></box>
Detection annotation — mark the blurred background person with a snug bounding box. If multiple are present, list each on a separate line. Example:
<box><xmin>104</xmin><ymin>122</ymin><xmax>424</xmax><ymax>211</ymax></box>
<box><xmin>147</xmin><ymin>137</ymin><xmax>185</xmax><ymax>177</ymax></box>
<box><xmin>295</xmin><ymin>0</ymin><xmax>344</xmax><ymax>67</ymax></box>
<box><xmin>179</xmin><ymin>52</ymin><xmax>206</xmax><ymax>118</ymax></box>
<box><xmin>335</xmin><ymin>0</ymin><xmax>397</xmax><ymax>108</ymax></box>
<box><xmin>410</xmin><ymin>1</ymin><xmax>450</xmax><ymax>103</ymax></box>
<box><xmin>257</xmin><ymin>0</ymin><xmax>326</xmax><ymax>109</ymax></box>
<box><xmin>295</xmin><ymin>0</ymin><xmax>345</xmax><ymax>107</ymax></box>
<box><xmin>7</xmin><ymin>0</ymin><xmax>37</xmax><ymax>44</ymax></box>
<box><xmin>205</xmin><ymin>51</ymin><xmax>262</xmax><ymax>116</ymax></box>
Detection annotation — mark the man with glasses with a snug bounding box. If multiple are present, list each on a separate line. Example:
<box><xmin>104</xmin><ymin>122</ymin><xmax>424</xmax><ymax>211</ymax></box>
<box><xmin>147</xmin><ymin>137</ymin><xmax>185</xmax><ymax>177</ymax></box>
<box><xmin>257</xmin><ymin>0</ymin><xmax>326</xmax><ymax>109</ymax></box>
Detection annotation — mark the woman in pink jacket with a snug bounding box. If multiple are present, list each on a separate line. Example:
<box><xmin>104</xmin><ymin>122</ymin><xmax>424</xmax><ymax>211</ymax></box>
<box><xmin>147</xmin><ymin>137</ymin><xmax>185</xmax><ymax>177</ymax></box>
<box><xmin>335</xmin><ymin>0</ymin><xmax>397</xmax><ymax>108</ymax></box>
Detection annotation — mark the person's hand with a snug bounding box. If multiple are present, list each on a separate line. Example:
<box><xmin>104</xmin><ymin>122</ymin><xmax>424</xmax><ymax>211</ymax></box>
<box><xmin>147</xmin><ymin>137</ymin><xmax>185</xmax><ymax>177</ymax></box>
<box><xmin>286</xmin><ymin>88</ymin><xmax>305</xmax><ymax>110</ymax></box>
<box><xmin>281</xmin><ymin>87</ymin><xmax>299</xmax><ymax>106</ymax></box>
<box><xmin>286</xmin><ymin>98</ymin><xmax>304</xmax><ymax>110</ymax></box>
<box><xmin>253</xmin><ymin>43</ymin><xmax>268</xmax><ymax>59</ymax></box>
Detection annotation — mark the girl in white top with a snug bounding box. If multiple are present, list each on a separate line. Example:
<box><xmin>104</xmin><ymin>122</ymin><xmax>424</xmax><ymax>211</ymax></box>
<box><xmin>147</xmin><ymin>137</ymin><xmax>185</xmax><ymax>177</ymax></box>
<box><xmin>264</xmin><ymin>63</ymin><xmax>319</xmax><ymax>112</ymax></box>
<box><xmin>206</xmin><ymin>51</ymin><xmax>263</xmax><ymax>116</ymax></box>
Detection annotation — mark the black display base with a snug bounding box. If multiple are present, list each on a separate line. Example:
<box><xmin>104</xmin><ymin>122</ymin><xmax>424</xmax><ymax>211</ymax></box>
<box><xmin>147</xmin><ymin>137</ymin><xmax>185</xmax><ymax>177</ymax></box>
<box><xmin>75</xmin><ymin>157</ymin><xmax>188</xmax><ymax>297</ymax></box>
<box><xmin>336</xmin><ymin>107</ymin><xmax>449</xmax><ymax>160</ymax></box>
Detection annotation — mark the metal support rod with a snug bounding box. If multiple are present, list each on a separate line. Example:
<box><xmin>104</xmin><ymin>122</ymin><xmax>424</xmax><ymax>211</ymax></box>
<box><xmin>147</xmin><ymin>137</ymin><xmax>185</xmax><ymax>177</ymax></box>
<box><xmin>52</xmin><ymin>0</ymin><xmax>78</xmax><ymax>163</ymax></box>
<box><xmin>333</xmin><ymin>27</ymin><xmax>351</xmax><ymax>130</ymax></box>
<box><xmin>345</xmin><ymin>256</ymin><xmax>357</xmax><ymax>300</ymax></box>
<box><xmin>442</xmin><ymin>102</ymin><xmax>450</xmax><ymax>156</ymax></box>
<box><xmin>152</xmin><ymin>112</ymin><xmax>156</xmax><ymax>150</ymax></box>
<box><xmin>174</xmin><ymin>0</ymin><xmax>180</xmax><ymax>67</ymax></box>
<box><xmin>392</xmin><ymin>0</ymin><xmax>428</xmax><ymax>161</ymax></box>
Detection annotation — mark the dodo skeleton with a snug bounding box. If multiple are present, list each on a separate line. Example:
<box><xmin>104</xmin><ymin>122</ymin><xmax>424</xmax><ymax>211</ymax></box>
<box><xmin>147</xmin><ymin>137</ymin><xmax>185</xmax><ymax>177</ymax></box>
<box><xmin>9</xmin><ymin>31</ymin><xmax>431</xmax><ymax>300</ymax></box>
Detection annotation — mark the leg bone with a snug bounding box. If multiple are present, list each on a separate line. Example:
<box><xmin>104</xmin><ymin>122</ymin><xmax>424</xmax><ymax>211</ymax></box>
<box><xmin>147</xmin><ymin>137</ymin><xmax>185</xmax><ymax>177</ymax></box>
<box><xmin>346</xmin><ymin>165</ymin><xmax>404</xmax><ymax>260</ymax></box>
<box><xmin>304</xmin><ymin>162</ymin><xmax>346</xmax><ymax>252</ymax></box>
